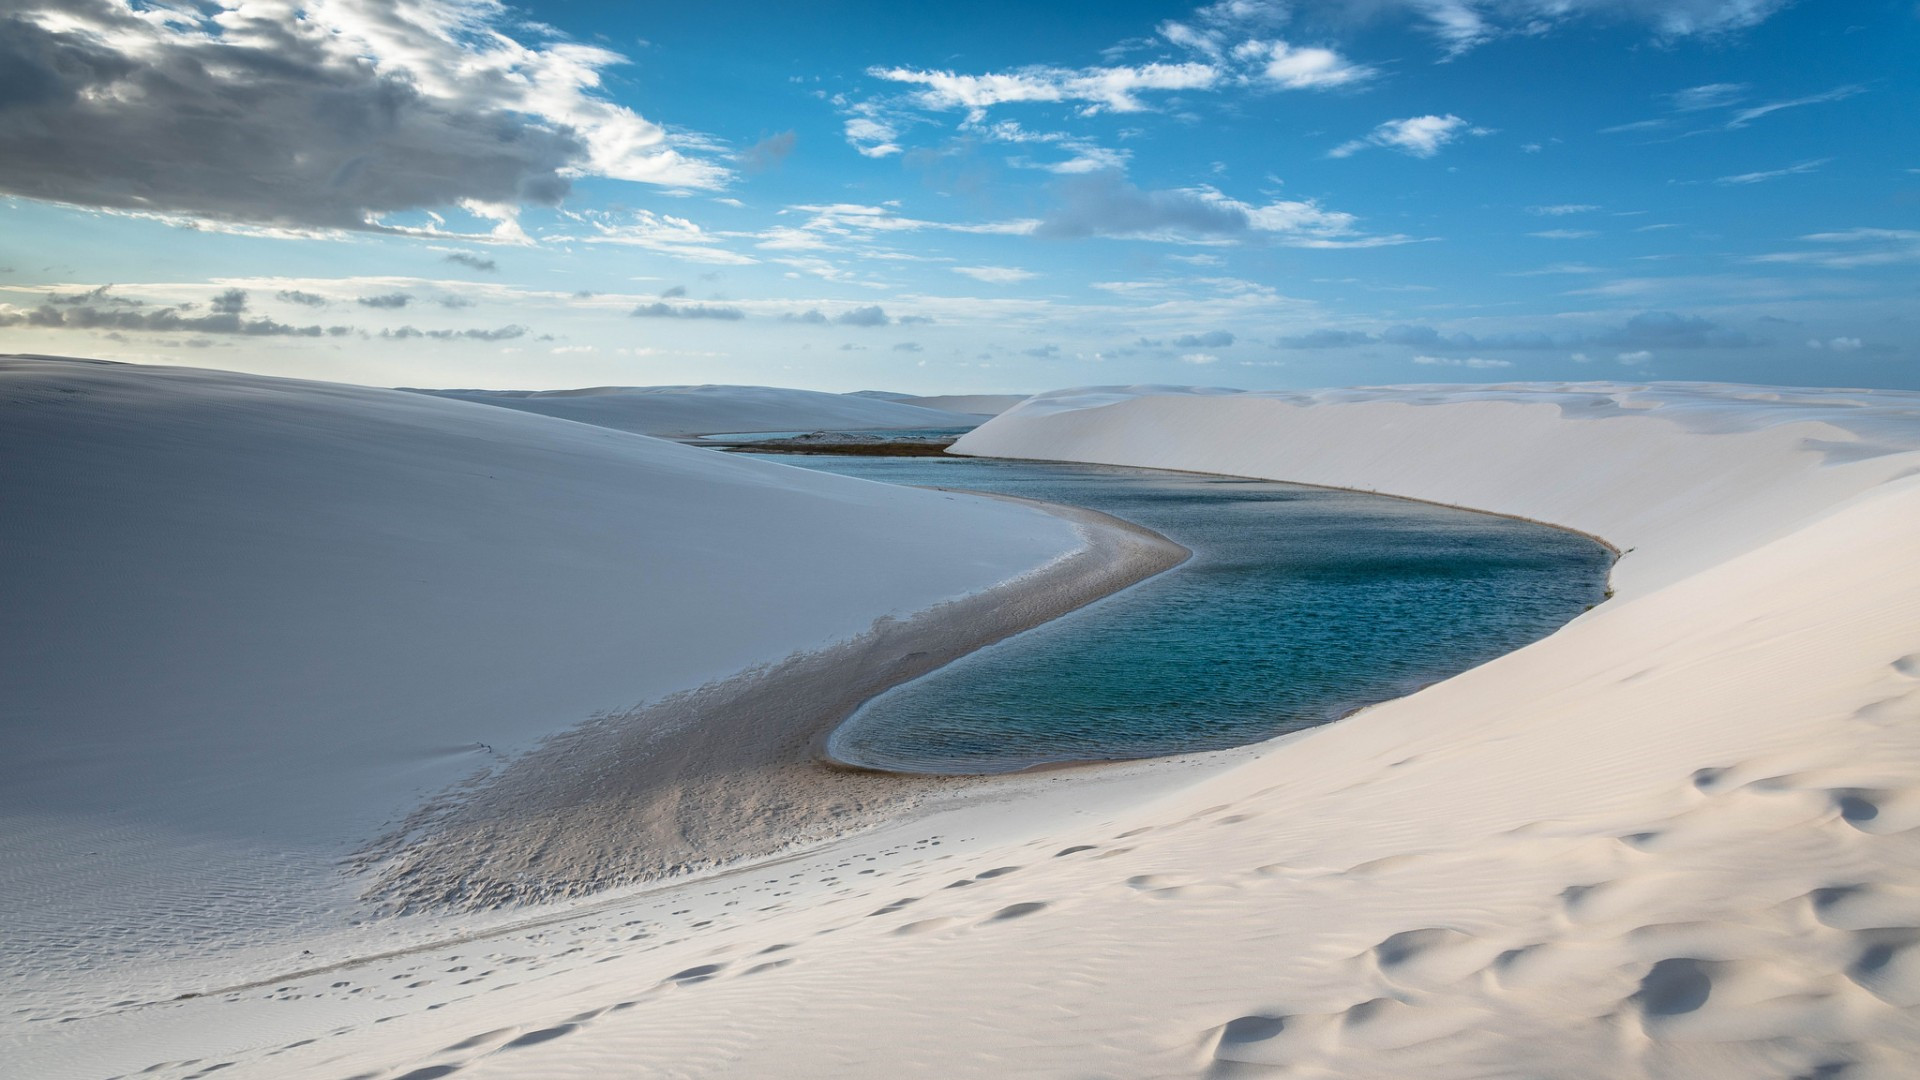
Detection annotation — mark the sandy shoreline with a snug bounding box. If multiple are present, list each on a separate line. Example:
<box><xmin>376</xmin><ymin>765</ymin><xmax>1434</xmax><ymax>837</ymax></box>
<box><xmin>354</xmin><ymin>493</ymin><xmax>1189</xmax><ymax>913</ymax></box>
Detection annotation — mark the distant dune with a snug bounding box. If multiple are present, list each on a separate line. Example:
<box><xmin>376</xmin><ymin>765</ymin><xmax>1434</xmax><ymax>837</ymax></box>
<box><xmin>413</xmin><ymin>382</ymin><xmax>994</xmax><ymax>436</ymax></box>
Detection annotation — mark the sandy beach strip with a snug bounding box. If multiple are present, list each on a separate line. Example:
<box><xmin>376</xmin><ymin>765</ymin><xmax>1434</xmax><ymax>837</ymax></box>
<box><xmin>353</xmin><ymin>493</ymin><xmax>1189</xmax><ymax>913</ymax></box>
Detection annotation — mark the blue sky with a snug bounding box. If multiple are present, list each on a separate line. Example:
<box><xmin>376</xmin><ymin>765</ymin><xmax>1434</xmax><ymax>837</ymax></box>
<box><xmin>0</xmin><ymin>0</ymin><xmax>1914</xmax><ymax>391</ymax></box>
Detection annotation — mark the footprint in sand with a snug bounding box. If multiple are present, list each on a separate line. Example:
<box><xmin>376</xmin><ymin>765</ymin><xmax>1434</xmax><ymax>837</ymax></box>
<box><xmin>1370</xmin><ymin>927</ymin><xmax>1506</xmax><ymax>988</ymax></box>
<box><xmin>662</xmin><ymin>963</ymin><xmax>728</xmax><ymax>986</ymax></box>
<box><xmin>1809</xmin><ymin>883</ymin><xmax>1920</xmax><ymax>931</ymax></box>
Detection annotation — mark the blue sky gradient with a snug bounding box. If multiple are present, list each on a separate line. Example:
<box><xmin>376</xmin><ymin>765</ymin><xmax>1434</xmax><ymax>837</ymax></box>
<box><xmin>0</xmin><ymin>0</ymin><xmax>1913</xmax><ymax>391</ymax></box>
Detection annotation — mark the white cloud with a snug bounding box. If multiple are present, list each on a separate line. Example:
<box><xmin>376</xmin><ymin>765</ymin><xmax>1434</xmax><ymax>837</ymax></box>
<box><xmin>1808</xmin><ymin>337</ymin><xmax>1863</xmax><ymax>351</ymax></box>
<box><xmin>1752</xmin><ymin>228</ymin><xmax>1920</xmax><ymax>269</ymax></box>
<box><xmin>1341</xmin><ymin>0</ymin><xmax>1793</xmax><ymax>55</ymax></box>
<box><xmin>844</xmin><ymin>117</ymin><xmax>903</xmax><ymax>158</ymax></box>
<box><xmin>977</xmin><ymin>121</ymin><xmax>1132</xmax><ymax>174</ymax></box>
<box><xmin>1528</xmin><ymin>204</ymin><xmax>1602</xmax><ymax>215</ymax></box>
<box><xmin>1726</xmin><ymin>85</ymin><xmax>1865</xmax><ymax>129</ymax></box>
<box><xmin>1669</xmin><ymin>82</ymin><xmax>1748</xmax><ymax>111</ymax></box>
<box><xmin>870</xmin><ymin>62</ymin><xmax>1220</xmax><ymax>114</ymax></box>
<box><xmin>1036</xmin><ymin>173</ymin><xmax>1410</xmax><ymax>248</ymax></box>
<box><xmin>1238</xmin><ymin>41</ymin><xmax>1376</xmax><ymax>90</ymax></box>
<box><xmin>1715</xmin><ymin>158</ymin><xmax>1829</xmax><ymax>185</ymax></box>
<box><xmin>1413</xmin><ymin>355</ymin><xmax>1512</xmax><ymax>368</ymax></box>
<box><xmin>1616</xmin><ymin>350</ymin><xmax>1653</xmax><ymax>364</ymax></box>
<box><xmin>1180</xmin><ymin>352</ymin><xmax>1221</xmax><ymax>364</ymax></box>
<box><xmin>953</xmin><ymin>266</ymin><xmax>1039</xmax><ymax>284</ymax></box>
<box><xmin>572</xmin><ymin>210</ymin><xmax>758</xmax><ymax>265</ymax></box>
<box><xmin>0</xmin><ymin>0</ymin><xmax>727</xmax><ymax>232</ymax></box>
<box><xmin>1529</xmin><ymin>229</ymin><xmax>1600</xmax><ymax>239</ymax></box>
<box><xmin>1330</xmin><ymin>115</ymin><xmax>1476</xmax><ymax>159</ymax></box>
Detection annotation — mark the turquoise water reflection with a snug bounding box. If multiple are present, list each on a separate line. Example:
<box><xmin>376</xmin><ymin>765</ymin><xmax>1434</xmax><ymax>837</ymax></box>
<box><xmin>749</xmin><ymin>453</ymin><xmax>1613</xmax><ymax>775</ymax></box>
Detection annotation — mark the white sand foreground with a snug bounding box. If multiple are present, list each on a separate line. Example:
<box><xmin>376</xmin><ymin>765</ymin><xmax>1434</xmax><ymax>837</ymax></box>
<box><xmin>12</xmin><ymin>376</ymin><xmax>1920</xmax><ymax>1079</ymax></box>
<box><xmin>0</xmin><ymin>357</ymin><xmax>1095</xmax><ymax>1072</ymax></box>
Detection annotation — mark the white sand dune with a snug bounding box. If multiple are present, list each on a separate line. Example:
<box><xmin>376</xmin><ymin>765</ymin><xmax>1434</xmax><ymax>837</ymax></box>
<box><xmin>849</xmin><ymin>391</ymin><xmax>1031</xmax><ymax>417</ymax></box>
<box><xmin>413</xmin><ymin>383</ymin><xmax>989</xmax><ymax>437</ymax></box>
<box><xmin>13</xmin><ymin>376</ymin><xmax>1920</xmax><ymax>1079</ymax></box>
<box><xmin>0</xmin><ymin>357</ymin><xmax>1086</xmax><ymax>1046</ymax></box>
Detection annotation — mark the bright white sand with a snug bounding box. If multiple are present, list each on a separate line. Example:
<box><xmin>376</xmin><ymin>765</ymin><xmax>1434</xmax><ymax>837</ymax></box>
<box><xmin>13</xmin><ymin>376</ymin><xmax>1920</xmax><ymax>1079</ymax></box>
<box><xmin>0</xmin><ymin>357</ymin><xmax>1087</xmax><ymax>1055</ymax></box>
<box><xmin>413</xmin><ymin>383</ymin><xmax>992</xmax><ymax>436</ymax></box>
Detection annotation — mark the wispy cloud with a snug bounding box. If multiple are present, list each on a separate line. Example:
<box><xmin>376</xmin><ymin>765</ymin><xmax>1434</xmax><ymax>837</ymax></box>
<box><xmin>572</xmin><ymin>210</ymin><xmax>759</xmax><ymax>265</ymax></box>
<box><xmin>1727</xmin><ymin>85</ymin><xmax>1865</xmax><ymax>129</ymax></box>
<box><xmin>1715</xmin><ymin>158</ymin><xmax>1829</xmax><ymax>185</ymax></box>
<box><xmin>1749</xmin><ymin>228</ymin><xmax>1920</xmax><ymax>268</ymax></box>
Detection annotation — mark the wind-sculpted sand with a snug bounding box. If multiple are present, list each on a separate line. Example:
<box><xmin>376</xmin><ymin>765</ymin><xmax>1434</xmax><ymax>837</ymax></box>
<box><xmin>353</xmin><ymin>497</ymin><xmax>1186</xmax><ymax>913</ymax></box>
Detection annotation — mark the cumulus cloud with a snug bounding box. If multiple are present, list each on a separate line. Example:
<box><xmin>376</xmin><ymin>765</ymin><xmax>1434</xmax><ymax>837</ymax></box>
<box><xmin>0</xmin><ymin>0</ymin><xmax>727</xmax><ymax>233</ymax></box>
<box><xmin>630</xmin><ymin>302</ymin><xmax>746</xmax><ymax>320</ymax></box>
<box><xmin>782</xmin><ymin>309</ymin><xmax>830</xmax><ymax>324</ymax></box>
<box><xmin>357</xmin><ymin>292</ymin><xmax>414</xmax><ymax>309</ymax></box>
<box><xmin>1330</xmin><ymin>115</ymin><xmax>1476</xmax><ymax>158</ymax></box>
<box><xmin>0</xmin><ymin>300</ymin><xmax>348</xmax><ymax>337</ymax></box>
<box><xmin>208</xmin><ymin>289</ymin><xmax>249</xmax><ymax>315</ymax></box>
<box><xmin>1239</xmin><ymin>41</ymin><xmax>1375</xmax><ymax>89</ymax></box>
<box><xmin>1174</xmin><ymin>330</ymin><xmax>1236</xmax><ymax>347</ymax></box>
<box><xmin>892</xmin><ymin>342</ymin><xmax>923</xmax><ymax>352</ymax></box>
<box><xmin>1592</xmin><ymin>311</ymin><xmax>1754</xmax><ymax>348</ymax></box>
<box><xmin>1180</xmin><ymin>352</ymin><xmax>1220</xmax><ymax>364</ymax></box>
<box><xmin>276</xmin><ymin>290</ymin><xmax>329</xmax><ymax>307</ymax></box>
<box><xmin>837</xmin><ymin>305</ymin><xmax>892</xmax><ymax>327</ymax></box>
<box><xmin>382</xmin><ymin>325</ymin><xmax>528</xmax><ymax>341</ymax></box>
<box><xmin>443</xmin><ymin>253</ymin><xmax>498</xmax><ymax>273</ymax></box>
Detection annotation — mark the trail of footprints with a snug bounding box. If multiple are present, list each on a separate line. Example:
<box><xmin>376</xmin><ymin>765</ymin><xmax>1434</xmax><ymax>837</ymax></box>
<box><xmin>126</xmin><ymin>656</ymin><xmax>1920</xmax><ymax>1078</ymax></box>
